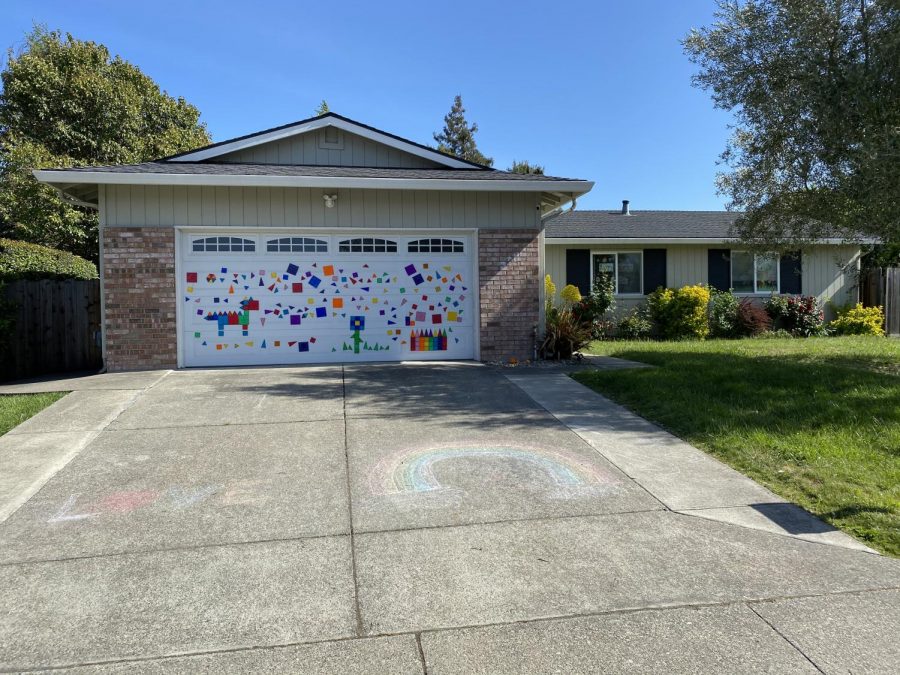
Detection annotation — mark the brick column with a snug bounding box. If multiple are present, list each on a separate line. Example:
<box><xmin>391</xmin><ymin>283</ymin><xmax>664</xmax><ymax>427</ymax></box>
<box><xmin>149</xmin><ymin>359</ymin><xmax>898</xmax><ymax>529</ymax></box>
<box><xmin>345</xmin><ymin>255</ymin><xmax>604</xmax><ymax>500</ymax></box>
<box><xmin>102</xmin><ymin>227</ymin><xmax>177</xmax><ymax>371</ymax></box>
<box><xmin>478</xmin><ymin>229</ymin><xmax>541</xmax><ymax>362</ymax></box>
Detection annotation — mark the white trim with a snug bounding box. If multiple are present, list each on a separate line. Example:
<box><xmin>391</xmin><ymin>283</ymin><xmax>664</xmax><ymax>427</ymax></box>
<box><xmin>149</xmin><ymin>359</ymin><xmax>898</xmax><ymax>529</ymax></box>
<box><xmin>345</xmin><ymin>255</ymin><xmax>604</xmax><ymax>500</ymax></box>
<box><xmin>472</xmin><ymin>230</ymin><xmax>481</xmax><ymax>361</ymax></box>
<box><xmin>590</xmin><ymin>250</ymin><xmax>644</xmax><ymax>297</ymax></box>
<box><xmin>165</xmin><ymin>117</ymin><xmax>476</xmax><ymax>168</ymax></box>
<box><xmin>33</xmin><ymin>169</ymin><xmax>592</xmax><ymax>195</ymax></box>
<box><xmin>174</xmin><ymin>230</ymin><xmax>184</xmax><ymax>368</ymax></box>
<box><xmin>546</xmin><ymin>237</ymin><xmax>872</xmax><ymax>245</ymax></box>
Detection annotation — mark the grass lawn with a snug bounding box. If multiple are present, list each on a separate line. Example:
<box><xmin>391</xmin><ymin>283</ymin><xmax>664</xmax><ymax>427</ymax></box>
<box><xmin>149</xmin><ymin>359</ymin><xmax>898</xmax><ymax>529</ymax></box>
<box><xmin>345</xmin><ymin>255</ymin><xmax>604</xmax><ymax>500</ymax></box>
<box><xmin>0</xmin><ymin>392</ymin><xmax>67</xmax><ymax>436</ymax></box>
<box><xmin>575</xmin><ymin>336</ymin><xmax>900</xmax><ymax>556</ymax></box>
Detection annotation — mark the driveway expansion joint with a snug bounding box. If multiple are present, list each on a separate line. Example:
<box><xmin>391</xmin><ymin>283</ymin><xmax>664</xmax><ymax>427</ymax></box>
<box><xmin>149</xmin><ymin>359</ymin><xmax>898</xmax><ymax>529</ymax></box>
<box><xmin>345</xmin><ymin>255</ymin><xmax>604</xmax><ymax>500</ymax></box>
<box><xmin>744</xmin><ymin>602</ymin><xmax>826</xmax><ymax>673</ymax></box>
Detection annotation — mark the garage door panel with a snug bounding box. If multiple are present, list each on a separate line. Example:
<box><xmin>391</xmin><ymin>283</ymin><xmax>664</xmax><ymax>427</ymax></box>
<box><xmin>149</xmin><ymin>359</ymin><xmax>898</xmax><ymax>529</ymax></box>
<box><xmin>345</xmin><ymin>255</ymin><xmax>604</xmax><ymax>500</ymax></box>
<box><xmin>179</xmin><ymin>233</ymin><xmax>476</xmax><ymax>366</ymax></box>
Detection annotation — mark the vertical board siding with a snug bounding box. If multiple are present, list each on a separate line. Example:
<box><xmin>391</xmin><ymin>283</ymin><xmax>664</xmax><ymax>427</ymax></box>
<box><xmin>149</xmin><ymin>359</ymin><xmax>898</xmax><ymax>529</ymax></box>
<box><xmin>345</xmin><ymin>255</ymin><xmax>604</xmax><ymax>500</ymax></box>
<box><xmin>103</xmin><ymin>185</ymin><xmax>541</xmax><ymax>230</ymax></box>
<box><xmin>215</xmin><ymin>128</ymin><xmax>444</xmax><ymax>168</ymax></box>
<box><xmin>2</xmin><ymin>279</ymin><xmax>102</xmax><ymax>380</ymax></box>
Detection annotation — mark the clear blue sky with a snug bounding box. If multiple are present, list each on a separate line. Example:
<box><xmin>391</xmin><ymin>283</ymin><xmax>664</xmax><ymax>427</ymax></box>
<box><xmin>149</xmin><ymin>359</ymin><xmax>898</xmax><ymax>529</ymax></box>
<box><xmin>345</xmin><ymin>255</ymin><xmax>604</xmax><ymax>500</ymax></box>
<box><xmin>2</xmin><ymin>0</ymin><xmax>734</xmax><ymax>211</ymax></box>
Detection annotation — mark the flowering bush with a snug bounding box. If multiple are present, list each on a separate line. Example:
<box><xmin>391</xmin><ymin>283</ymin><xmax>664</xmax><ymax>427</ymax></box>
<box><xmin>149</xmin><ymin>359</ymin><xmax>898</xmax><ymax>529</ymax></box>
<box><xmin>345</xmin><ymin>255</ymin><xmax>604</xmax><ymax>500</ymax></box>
<box><xmin>736</xmin><ymin>298</ymin><xmax>772</xmax><ymax>336</ymax></box>
<box><xmin>573</xmin><ymin>274</ymin><xmax>616</xmax><ymax>339</ymax></box>
<box><xmin>647</xmin><ymin>285</ymin><xmax>711</xmax><ymax>339</ymax></box>
<box><xmin>829</xmin><ymin>303</ymin><xmax>885</xmax><ymax>336</ymax></box>
<box><xmin>765</xmin><ymin>295</ymin><xmax>825</xmax><ymax>336</ymax></box>
<box><xmin>540</xmin><ymin>274</ymin><xmax>591</xmax><ymax>359</ymax></box>
<box><xmin>708</xmin><ymin>289</ymin><xmax>740</xmax><ymax>338</ymax></box>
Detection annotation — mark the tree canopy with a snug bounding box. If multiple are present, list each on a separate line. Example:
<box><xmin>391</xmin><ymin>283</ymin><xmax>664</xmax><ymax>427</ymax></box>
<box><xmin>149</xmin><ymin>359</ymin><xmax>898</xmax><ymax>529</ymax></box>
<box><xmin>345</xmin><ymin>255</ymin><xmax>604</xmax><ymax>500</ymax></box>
<box><xmin>433</xmin><ymin>95</ymin><xmax>493</xmax><ymax>167</ymax></box>
<box><xmin>0</xmin><ymin>27</ymin><xmax>211</xmax><ymax>260</ymax></box>
<box><xmin>508</xmin><ymin>159</ymin><xmax>545</xmax><ymax>175</ymax></box>
<box><xmin>684</xmin><ymin>0</ymin><xmax>900</xmax><ymax>247</ymax></box>
<box><xmin>315</xmin><ymin>99</ymin><xmax>330</xmax><ymax>115</ymax></box>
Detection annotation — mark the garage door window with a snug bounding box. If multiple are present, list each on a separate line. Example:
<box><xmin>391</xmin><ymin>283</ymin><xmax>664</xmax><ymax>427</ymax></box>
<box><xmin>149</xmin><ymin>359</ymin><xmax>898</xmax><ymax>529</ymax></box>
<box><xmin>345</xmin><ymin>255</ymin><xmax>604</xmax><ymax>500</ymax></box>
<box><xmin>266</xmin><ymin>237</ymin><xmax>328</xmax><ymax>253</ymax></box>
<box><xmin>408</xmin><ymin>238</ymin><xmax>464</xmax><ymax>253</ymax></box>
<box><xmin>192</xmin><ymin>236</ymin><xmax>255</xmax><ymax>252</ymax></box>
<box><xmin>338</xmin><ymin>237</ymin><xmax>398</xmax><ymax>253</ymax></box>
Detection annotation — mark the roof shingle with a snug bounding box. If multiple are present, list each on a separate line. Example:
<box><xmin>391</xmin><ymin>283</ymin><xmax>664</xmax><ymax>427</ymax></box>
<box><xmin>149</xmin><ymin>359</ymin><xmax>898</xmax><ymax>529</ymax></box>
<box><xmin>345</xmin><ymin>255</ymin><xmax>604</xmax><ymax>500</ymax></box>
<box><xmin>544</xmin><ymin>210</ymin><xmax>739</xmax><ymax>239</ymax></box>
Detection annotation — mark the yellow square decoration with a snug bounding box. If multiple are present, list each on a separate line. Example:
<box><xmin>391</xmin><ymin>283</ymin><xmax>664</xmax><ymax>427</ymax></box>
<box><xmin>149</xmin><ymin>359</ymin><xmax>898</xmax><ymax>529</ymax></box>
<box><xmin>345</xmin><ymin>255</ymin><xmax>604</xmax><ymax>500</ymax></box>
<box><xmin>448</xmin><ymin>311</ymin><xmax>458</xmax><ymax>322</ymax></box>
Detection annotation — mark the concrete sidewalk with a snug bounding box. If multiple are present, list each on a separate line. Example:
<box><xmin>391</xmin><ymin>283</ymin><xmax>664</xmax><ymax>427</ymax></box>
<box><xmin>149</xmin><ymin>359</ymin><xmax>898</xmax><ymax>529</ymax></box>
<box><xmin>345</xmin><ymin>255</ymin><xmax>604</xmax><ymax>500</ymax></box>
<box><xmin>0</xmin><ymin>363</ymin><xmax>897</xmax><ymax>672</ymax></box>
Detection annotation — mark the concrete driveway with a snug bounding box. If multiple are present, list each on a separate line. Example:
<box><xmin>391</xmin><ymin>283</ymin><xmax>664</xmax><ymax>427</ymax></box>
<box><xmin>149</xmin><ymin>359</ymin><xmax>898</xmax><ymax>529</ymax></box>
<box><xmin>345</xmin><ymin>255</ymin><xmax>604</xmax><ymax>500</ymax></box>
<box><xmin>1</xmin><ymin>363</ymin><xmax>898</xmax><ymax>673</ymax></box>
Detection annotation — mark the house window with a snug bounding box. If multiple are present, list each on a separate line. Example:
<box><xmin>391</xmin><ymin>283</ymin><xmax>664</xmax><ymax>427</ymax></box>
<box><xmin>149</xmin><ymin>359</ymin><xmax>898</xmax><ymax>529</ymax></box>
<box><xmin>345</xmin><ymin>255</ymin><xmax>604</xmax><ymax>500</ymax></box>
<box><xmin>192</xmin><ymin>236</ymin><xmax>255</xmax><ymax>252</ymax></box>
<box><xmin>592</xmin><ymin>252</ymin><xmax>643</xmax><ymax>295</ymax></box>
<box><xmin>731</xmin><ymin>252</ymin><xmax>779</xmax><ymax>293</ymax></box>
<box><xmin>338</xmin><ymin>237</ymin><xmax>398</xmax><ymax>253</ymax></box>
<box><xmin>407</xmin><ymin>238</ymin><xmax>464</xmax><ymax>253</ymax></box>
<box><xmin>266</xmin><ymin>237</ymin><xmax>328</xmax><ymax>253</ymax></box>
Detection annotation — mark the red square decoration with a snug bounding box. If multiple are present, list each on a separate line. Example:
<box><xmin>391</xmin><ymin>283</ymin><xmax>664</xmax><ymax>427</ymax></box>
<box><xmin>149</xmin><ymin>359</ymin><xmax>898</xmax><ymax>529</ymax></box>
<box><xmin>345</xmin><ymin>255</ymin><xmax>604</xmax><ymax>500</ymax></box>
<box><xmin>186</xmin><ymin>272</ymin><xmax>198</xmax><ymax>283</ymax></box>
<box><xmin>432</xmin><ymin>314</ymin><xmax>442</xmax><ymax>324</ymax></box>
<box><xmin>292</xmin><ymin>283</ymin><xmax>303</xmax><ymax>293</ymax></box>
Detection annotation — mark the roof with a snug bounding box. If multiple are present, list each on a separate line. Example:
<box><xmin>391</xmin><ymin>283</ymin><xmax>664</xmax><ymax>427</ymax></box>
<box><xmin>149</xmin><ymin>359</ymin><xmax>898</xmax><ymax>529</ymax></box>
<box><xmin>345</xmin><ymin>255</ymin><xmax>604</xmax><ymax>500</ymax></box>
<box><xmin>55</xmin><ymin>162</ymin><xmax>582</xmax><ymax>182</ymax></box>
<box><xmin>162</xmin><ymin>112</ymin><xmax>488</xmax><ymax>169</ymax></box>
<box><xmin>544</xmin><ymin>210</ymin><xmax>739</xmax><ymax>240</ymax></box>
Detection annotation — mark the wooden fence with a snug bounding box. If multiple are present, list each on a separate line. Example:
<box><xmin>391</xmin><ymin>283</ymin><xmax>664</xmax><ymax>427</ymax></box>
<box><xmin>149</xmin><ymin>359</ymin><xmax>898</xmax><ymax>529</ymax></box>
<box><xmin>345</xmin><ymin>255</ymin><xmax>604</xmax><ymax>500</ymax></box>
<box><xmin>1</xmin><ymin>279</ymin><xmax>102</xmax><ymax>381</ymax></box>
<box><xmin>861</xmin><ymin>267</ymin><xmax>900</xmax><ymax>336</ymax></box>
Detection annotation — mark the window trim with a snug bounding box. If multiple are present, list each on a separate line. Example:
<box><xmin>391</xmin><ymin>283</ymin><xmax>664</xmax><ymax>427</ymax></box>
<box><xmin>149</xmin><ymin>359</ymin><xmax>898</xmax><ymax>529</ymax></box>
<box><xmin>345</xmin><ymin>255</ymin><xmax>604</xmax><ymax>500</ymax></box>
<box><xmin>337</xmin><ymin>237</ymin><xmax>398</xmax><ymax>253</ymax></box>
<box><xmin>265</xmin><ymin>236</ymin><xmax>328</xmax><ymax>253</ymax></box>
<box><xmin>190</xmin><ymin>236</ymin><xmax>256</xmax><ymax>253</ymax></box>
<box><xmin>730</xmin><ymin>251</ymin><xmax>781</xmax><ymax>295</ymax></box>
<box><xmin>407</xmin><ymin>238</ymin><xmax>465</xmax><ymax>254</ymax></box>
<box><xmin>590</xmin><ymin>250</ymin><xmax>644</xmax><ymax>296</ymax></box>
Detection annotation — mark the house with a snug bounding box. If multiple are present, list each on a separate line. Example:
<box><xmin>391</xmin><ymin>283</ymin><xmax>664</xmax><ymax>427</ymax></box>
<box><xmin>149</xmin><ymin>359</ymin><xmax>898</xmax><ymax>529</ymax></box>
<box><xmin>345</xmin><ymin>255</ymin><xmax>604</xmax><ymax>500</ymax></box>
<box><xmin>544</xmin><ymin>201</ymin><xmax>862</xmax><ymax>318</ymax></box>
<box><xmin>34</xmin><ymin>113</ymin><xmax>593</xmax><ymax>369</ymax></box>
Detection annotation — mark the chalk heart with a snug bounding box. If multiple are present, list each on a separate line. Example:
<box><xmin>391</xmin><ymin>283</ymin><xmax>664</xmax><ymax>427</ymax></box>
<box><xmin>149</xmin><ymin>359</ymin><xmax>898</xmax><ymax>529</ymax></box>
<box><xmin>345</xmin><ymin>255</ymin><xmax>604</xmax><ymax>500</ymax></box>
<box><xmin>368</xmin><ymin>444</ymin><xmax>620</xmax><ymax>499</ymax></box>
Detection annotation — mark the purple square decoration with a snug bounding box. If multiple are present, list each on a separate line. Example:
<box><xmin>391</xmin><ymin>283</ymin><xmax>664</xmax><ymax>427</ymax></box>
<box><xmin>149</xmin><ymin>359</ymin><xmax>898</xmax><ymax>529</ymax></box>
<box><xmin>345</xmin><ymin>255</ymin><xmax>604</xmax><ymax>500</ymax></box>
<box><xmin>290</xmin><ymin>315</ymin><xmax>301</xmax><ymax>326</ymax></box>
<box><xmin>404</xmin><ymin>264</ymin><xmax>417</xmax><ymax>276</ymax></box>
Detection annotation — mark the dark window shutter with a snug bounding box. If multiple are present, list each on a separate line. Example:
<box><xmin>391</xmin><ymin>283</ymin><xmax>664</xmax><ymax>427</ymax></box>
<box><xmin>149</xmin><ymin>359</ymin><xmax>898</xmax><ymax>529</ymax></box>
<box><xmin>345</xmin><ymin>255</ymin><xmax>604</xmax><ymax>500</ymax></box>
<box><xmin>779</xmin><ymin>250</ymin><xmax>802</xmax><ymax>294</ymax></box>
<box><xmin>708</xmin><ymin>249</ymin><xmax>731</xmax><ymax>291</ymax></box>
<box><xmin>642</xmin><ymin>249</ymin><xmax>667</xmax><ymax>295</ymax></box>
<box><xmin>565</xmin><ymin>249</ymin><xmax>591</xmax><ymax>295</ymax></box>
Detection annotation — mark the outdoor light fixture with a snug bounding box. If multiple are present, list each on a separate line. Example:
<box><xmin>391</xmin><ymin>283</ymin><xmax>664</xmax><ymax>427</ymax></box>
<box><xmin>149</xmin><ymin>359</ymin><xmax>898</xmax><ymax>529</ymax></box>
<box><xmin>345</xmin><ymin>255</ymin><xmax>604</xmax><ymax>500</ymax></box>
<box><xmin>323</xmin><ymin>193</ymin><xmax>338</xmax><ymax>208</ymax></box>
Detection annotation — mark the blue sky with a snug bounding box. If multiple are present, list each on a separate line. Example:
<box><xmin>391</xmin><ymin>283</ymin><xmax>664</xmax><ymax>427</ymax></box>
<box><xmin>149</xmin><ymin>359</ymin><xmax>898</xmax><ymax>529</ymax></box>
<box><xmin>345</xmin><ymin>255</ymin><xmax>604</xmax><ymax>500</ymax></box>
<box><xmin>2</xmin><ymin>1</ymin><xmax>734</xmax><ymax>211</ymax></box>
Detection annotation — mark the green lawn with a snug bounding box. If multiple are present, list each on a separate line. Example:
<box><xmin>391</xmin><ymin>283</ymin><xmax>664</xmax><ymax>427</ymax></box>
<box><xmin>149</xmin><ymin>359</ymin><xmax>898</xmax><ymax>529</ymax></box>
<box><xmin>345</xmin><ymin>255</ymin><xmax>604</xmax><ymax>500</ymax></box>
<box><xmin>0</xmin><ymin>392</ymin><xmax>67</xmax><ymax>436</ymax></box>
<box><xmin>575</xmin><ymin>336</ymin><xmax>900</xmax><ymax>556</ymax></box>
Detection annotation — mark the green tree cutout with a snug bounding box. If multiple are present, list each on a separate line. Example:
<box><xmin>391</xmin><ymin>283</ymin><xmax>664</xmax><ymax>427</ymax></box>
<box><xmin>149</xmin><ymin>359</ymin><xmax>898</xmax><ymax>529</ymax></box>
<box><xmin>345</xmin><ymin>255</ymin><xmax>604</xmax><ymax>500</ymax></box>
<box><xmin>433</xmin><ymin>95</ymin><xmax>493</xmax><ymax>167</ymax></box>
<box><xmin>684</xmin><ymin>1</ymin><xmax>900</xmax><ymax>247</ymax></box>
<box><xmin>0</xmin><ymin>26</ymin><xmax>211</xmax><ymax>261</ymax></box>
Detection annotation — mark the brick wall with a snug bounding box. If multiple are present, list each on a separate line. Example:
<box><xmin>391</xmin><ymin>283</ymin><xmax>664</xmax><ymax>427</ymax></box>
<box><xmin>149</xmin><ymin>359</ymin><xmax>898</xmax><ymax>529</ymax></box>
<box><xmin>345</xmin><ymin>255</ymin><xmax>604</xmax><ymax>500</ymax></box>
<box><xmin>102</xmin><ymin>227</ymin><xmax>177</xmax><ymax>371</ymax></box>
<box><xmin>478</xmin><ymin>229</ymin><xmax>541</xmax><ymax>362</ymax></box>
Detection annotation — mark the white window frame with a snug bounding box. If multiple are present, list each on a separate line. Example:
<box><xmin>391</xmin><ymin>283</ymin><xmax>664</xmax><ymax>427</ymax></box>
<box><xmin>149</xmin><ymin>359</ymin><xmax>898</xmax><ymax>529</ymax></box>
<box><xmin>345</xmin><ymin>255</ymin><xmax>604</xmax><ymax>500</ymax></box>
<box><xmin>731</xmin><ymin>251</ymin><xmax>781</xmax><ymax>295</ymax></box>
<box><xmin>590</xmin><ymin>250</ymin><xmax>644</xmax><ymax>296</ymax></box>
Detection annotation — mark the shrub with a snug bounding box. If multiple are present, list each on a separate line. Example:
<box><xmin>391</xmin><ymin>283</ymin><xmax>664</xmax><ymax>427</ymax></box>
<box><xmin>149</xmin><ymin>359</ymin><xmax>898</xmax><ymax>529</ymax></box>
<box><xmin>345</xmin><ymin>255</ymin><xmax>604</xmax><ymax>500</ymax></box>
<box><xmin>617</xmin><ymin>308</ymin><xmax>653</xmax><ymax>339</ymax></box>
<box><xmin>0</xmin><ymin>238</ymin><xmax>97</xmax><ymax>281</ymax></box>
<box><xmin>736</xmin><ymin>298</ymin><xmax>772</xmax><ymax>336</ymax></box>
<box><xmin>765</xmin><ymin>294</ymin><xmax>825</xmax><ymax>336</ymax></box>
<box><xmin>647</xmin><ymin>284</ymin><xmax>711</xmax><ymax>339</ymax></box>
<box><xmin>830</xmin><ymin>303</ymin><xmax>885</xmax><ymax>336</ymax></box>
<box><xmin>573</xmin><ymin>274</ymin><xmax>616</xmax><ymax>339</ymax></box>
<box><xmin>541</xmin><ymin>274</ymin><xmax>592</xmax><ymax>359</ymax></box>
<box><xmin>708</xmin><ymin>289</ymin><xmax>740</xmax><ymax>338</ymax></box>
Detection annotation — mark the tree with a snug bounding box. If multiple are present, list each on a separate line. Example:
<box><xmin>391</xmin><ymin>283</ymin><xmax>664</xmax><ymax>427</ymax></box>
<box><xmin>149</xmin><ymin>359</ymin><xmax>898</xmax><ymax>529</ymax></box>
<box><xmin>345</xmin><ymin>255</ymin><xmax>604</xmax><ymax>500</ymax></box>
<box><xmin>508</xmin><ymin>159</ymin><xmax>545</xmax><ymax>175</ymax></box>
<box><xmin>684</xmin><ymin>1</ymin><xmax>900</xmax><ymax>247</ymax></box>
<box><xmin>315</xmin><ymin>100</ymin><xmax>330</xmax><ymax>115</ymax></box>
<box><xmin>0</xmin><ymin>27</ymin><xmax>211</xmax><ymax>260</ymax></box>
<box><xmin>433</xmin><ymin>95</ymin><xmax>493</xmax><ymax>167</ymax></box>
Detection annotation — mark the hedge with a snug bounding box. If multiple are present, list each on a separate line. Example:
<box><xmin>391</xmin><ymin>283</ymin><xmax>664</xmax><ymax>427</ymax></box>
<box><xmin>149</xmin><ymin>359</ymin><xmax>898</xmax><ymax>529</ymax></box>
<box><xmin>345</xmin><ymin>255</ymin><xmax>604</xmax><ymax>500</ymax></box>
<box><xmin>0</xmin><ymin>238</ymin><xmax>98</xmax><ymax>281</ymax></box>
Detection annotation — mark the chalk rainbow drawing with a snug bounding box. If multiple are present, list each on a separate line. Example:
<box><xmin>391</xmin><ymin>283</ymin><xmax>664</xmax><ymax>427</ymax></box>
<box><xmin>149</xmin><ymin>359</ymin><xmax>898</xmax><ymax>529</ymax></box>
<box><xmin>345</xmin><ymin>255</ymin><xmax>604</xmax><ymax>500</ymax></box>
<box><xmin>369</xmin><ymin>443</ymin><xmax>619</xmax><ymax>498</ymax></box>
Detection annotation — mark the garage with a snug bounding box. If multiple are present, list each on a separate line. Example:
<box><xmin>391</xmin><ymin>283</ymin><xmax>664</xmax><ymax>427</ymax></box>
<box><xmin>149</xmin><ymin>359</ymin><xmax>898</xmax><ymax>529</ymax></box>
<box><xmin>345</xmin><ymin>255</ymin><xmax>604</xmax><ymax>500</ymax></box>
<box><xmin>178</xmin><ymin>229</ymin><xmax>476</xmax><ymax>366</ymax></box>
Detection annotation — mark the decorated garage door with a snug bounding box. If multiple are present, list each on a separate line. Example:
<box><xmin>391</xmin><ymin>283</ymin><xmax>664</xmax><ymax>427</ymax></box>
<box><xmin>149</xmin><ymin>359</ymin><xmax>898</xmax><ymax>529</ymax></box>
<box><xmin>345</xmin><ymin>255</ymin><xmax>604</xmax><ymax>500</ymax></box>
<box><xmin>178</xmin><ymin>231</ymin><xmax>476</xmax><ymax>366</ymax></box>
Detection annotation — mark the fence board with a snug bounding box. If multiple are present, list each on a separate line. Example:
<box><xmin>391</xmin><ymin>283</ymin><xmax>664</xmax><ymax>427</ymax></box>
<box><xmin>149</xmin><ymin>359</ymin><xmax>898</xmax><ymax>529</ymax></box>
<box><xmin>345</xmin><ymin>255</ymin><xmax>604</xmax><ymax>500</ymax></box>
<box><xmin>1</xmin><ymin>279</ymin><xmax>102</xmax><ymax>381</ymax></box>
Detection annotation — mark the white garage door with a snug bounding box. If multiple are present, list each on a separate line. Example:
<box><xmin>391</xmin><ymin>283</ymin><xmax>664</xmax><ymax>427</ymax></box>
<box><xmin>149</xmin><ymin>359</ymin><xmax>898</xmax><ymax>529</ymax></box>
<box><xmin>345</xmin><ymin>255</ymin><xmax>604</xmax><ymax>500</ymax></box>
<box><xmin>178</xmin><ymin>231</ymin><xmax>476</xmax><ymax>366</ymax></box>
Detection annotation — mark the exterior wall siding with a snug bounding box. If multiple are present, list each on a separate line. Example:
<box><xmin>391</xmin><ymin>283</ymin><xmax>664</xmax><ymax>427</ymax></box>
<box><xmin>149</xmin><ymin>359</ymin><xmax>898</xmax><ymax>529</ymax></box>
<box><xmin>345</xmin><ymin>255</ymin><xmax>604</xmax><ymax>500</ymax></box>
<box><xmin>479</xmin><ymin>229</ymin><xmax>541</xmax><ymax>362</ymax></box>
<box><xmin>216</xmin><ymin>129</ymin><xmax>443</xmax><ymax>168</ymax></box>
<box><xmin>101</xmin><ymin>185</ymin><xmax>542</xmax><ymax>231</ymax></box>
<box><xmin>545</xmin><ymin>242</ymin><xmax>860</xmax><ymax>318</ymax></box>
<box><xmin>102</xmin><ymin>227</ymin><xmax>177</xmax><ymax>371</ymax></box>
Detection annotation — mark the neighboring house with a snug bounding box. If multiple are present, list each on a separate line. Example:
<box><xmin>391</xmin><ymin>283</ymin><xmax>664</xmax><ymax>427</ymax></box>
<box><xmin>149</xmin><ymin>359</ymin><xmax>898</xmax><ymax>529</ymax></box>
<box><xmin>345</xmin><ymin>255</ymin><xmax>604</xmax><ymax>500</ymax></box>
<box><xmin>544</xmin><ymin>202</ymin><xmax>862</xmax><ymax>318</ymax></box>
<box><xmin>34</xmin><ymin>113</ymin><xmax>592</xmax><ymax>369</ymax></box>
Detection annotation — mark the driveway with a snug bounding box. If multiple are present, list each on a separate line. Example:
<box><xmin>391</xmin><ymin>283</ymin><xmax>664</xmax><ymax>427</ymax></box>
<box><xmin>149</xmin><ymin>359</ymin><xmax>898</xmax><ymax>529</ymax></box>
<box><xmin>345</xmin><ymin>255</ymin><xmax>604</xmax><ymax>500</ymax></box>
<box><xmin>1</xmin><ymin>363</ymin><xmax>898</xmax><ymax>672</ymax></box>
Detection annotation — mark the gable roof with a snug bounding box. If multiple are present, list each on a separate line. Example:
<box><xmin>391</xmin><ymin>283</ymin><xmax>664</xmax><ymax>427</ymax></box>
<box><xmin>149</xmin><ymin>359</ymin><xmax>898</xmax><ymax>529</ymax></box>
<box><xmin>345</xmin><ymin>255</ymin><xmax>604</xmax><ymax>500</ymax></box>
<box><xmin>544</xmin><ymin>210</ymin><xmax>739</xmax><ymax>241</ymax></box>
<box><xmin>163</xmin><ymin>112</ymin><xmax>487</xmax><ymax>169</ymax></box>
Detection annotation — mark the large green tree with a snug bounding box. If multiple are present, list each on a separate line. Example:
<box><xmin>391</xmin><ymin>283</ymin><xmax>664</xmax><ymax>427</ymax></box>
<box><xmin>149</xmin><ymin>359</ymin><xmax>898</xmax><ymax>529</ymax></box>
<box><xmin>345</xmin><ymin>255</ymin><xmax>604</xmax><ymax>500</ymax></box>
<box><xmin>0</xmin><ymin>27</ymin><xmax>211</xmax><ymax>260</ymax></box>
<box><xmin>508</xmin><ymin>159</ymin><xmax>545</xmax><ymax>175</ymax></box>
<box><xmin>433</xmin><ymin>95</ymin><xmax>493</xmax><ymax>167</ymax></box>
<box><xmin>684</xmin><ymin>1</ymin><xmax>900</xmax><ymax>247</ymax></box>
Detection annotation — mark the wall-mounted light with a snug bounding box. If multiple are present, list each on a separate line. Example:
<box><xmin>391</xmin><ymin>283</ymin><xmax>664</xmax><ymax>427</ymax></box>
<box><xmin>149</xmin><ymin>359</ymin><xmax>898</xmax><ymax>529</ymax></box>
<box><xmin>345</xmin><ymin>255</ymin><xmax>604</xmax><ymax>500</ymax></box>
<box><xmin>323</xmin><ymin>193</ymin><xmax>338</xmax><ymax>208</ymax></box>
